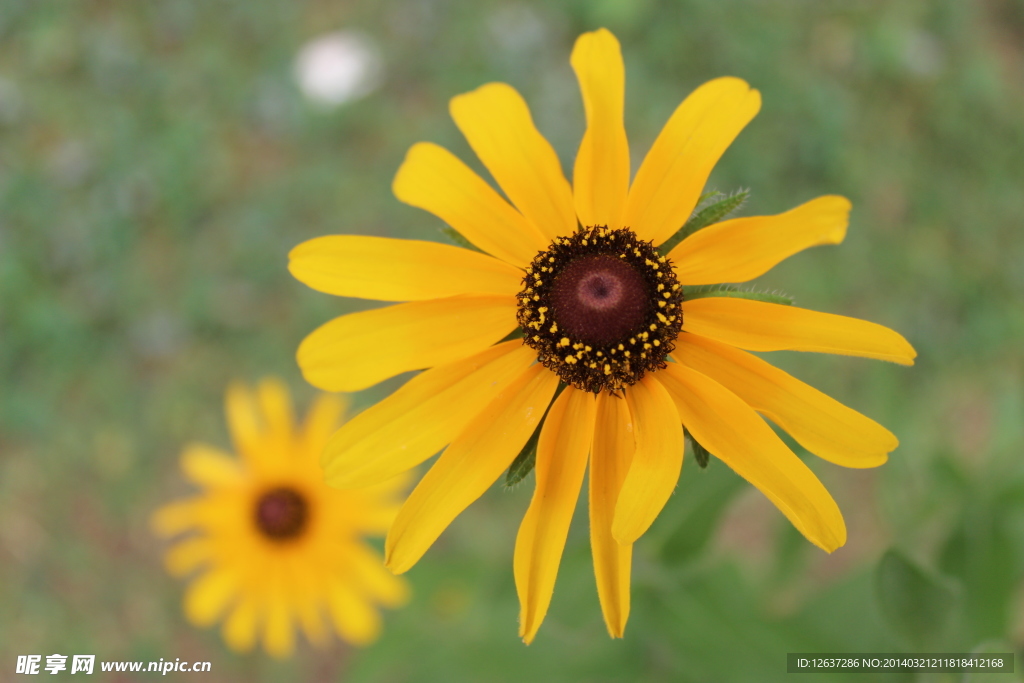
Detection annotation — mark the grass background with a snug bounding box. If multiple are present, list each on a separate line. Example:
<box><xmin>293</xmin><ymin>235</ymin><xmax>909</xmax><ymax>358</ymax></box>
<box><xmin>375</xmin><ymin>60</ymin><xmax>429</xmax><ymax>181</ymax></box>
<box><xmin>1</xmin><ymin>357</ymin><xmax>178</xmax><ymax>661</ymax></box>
<box><xmin>2</xmin><ymin>0</ymin><xmax>1024</xmax><ymax>680</ymax></box>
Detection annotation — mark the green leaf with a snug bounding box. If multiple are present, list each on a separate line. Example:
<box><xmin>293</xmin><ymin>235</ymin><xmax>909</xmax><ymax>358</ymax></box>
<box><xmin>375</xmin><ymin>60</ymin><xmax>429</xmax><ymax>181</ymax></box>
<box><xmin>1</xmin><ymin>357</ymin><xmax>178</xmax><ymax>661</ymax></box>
<box><xmin>875</xmin><ymin>549</ymin><xmax>957</xmax><ymax>648</ymax></box>
<box><xmin>683</xmin><ymin>284</ymin><xmax>794</xmax><ymax>306</ymax></box>
<box><xmin>440</xmin><ymin>226</ymin><xmax>485</xmax><ymax>253</ymax></box>
<box><xmin>688</xmin><ymin>188</ymin><xmax>749</xmax><ymax>231</ymax></box>
<box><xmin>695</xmin><ymin>189</ymin><xmax>724</xmax><ymax>206</ymax></box>
<box><xmin>504</xmin><ymin>427</ymin><xmax>540</xmax><ymax>488</ymax></box>
<box><xmin>659</xmin><ymin>189</ymin><xmax>749</xmax><ymax>254</ymax></box>
<box><xmin>689</xmin><ymin>432</ymin><xmax>711</xmax><ymax>469</ymax></box>
<box><xmin>504</xmin><ymin>384</ymin><xmax>565</xmax><ymax>488</ymax></box>
<box><xmin>498</xmin><ymin>328</ymin><xmax>525</xmax><ymax>343</ymax></box>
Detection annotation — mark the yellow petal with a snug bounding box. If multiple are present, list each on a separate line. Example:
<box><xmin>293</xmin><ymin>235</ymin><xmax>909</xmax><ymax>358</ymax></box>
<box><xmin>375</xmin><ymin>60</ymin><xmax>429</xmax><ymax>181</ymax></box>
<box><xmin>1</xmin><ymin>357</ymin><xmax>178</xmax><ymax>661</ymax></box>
<box><xmin>225</xmin><ymin>382</ymin><xmax>262</xmax><ymax>460</ymax></box>
<box><xmin>682</xmin><ymin>298</ymin><xmax>917</xmax><ymax>365</ymax></box>
<box><xmin>328</xmin><ymin>580</ymin><xmax>381</xmax><ymax>646</ymax></box>
<box><xmin>296</xmin><ymin>602</ymin><xmax>329</xmax><ymax>649</ymax></box>
<box><xmin>221</xmin><ymin>596</ymin><xmax>258</xmax><ymax>653</ymax></box>
<box><xmin>263</xmin><ymin>591</ymin><xmax>295</xmax><ymax>659</ymax></box>
<box><xmin>352</xmin><ymin>468</ymin><xmax>413</xmax><ymax>503</ymax></box>
<box><xmin>348</xmin><ymin>543</ymin><xmax>411</xmax><ymax>608</ymax></box>
<box><xmin>183</xmin><ymin>568</ymin><xmax>237</xmax><ymax>627</ymax></box>
<box><xmin>345</xmin><ymin>499</ymin><xmax>403</xmax><ymax>536</ymax></box>
<box><xmin>180</xmin><ymin>444</ymin><xmax>243</xmax><ymax>487</ymax></box>
<box><xmin>658</xmin><ymin>362</ymin><xmax>847</xmax><ymax>552</ymax></box>
<box><xmin>301</xmin><ymin>392</ymin><xmax>349</xmax><ymax>456</ymax></box>
<box><xmin>515</xmin><ymin>387</ymin><xmax>596</xmax><ymax>644</ymax></box>
<box><xmin>675</xmin><ymin>334</ymin><xmax>897</xmax><ymax>467</ymax></box>
<box><xmin>336</xmin><ymin>474</ymin><xmax>409</xmax><ymax>536</ymax></box>
<box><xmin>571</xmin><ymin>29</ymin><xmax>629</xmax><ymax>230</ymax></box>
<box><xmin>624</xmin><ymin>77</ymin><xmax>761</xmax><ymax>246</ymax></box>
<box><xmin>450</xmin><ymin>83</ymin><xmax>576</xmax><ymax>241</ymax></box>
<box><xmin>151</xmin><ymin>500</ymin><xmax>200</xmax><ymax>537</ymax></box>
<box><xmin>589</xmin><ymin>391</ymin><xmax>634</xmax><ymax>638</ymax></box>
<box><xmin>385</xmin><ymin>363</ymin><xmax>558</xmax><ymax>574</ymax></box>
<box><xmin>393</xmin><ymin>142</ymin><xmax>548</xmax><ymax>267</ymax></box>
<box><xmin>289</xmin><ymin>235</ymin><xmax>523</xmax><ymax>301</ymax></box>
<box><xmin>612</xmin><ymin>375</ymin><xmax>684</xmax><ymax>544</ymax></box>
<box><xmin>669</xmin><ymin>195</ymin><xmax>851</xmax><ymax>285</ymax></box>
<box><xmin>292</xmin><ymin>570</ymin><xmax>330</xmax><ymax>648</ymax></box>
<box><xmin>164</xmin><ymin>536</ymin><xmax>213</xmax><ymax>577</ymax></box>
<box><xmin>323</xmin><ymin>341</ymin><xmax>535</xmax><ymax>488</ymax></box>
<box><xmin>256</xmin><ymin>377</ymin><xmax>295</xmax><ymax>448</ymax></box>
<box><xmin>298</xmin><ymin>295</ymin><xmax>518</xmax><ymax>392</ymax></box>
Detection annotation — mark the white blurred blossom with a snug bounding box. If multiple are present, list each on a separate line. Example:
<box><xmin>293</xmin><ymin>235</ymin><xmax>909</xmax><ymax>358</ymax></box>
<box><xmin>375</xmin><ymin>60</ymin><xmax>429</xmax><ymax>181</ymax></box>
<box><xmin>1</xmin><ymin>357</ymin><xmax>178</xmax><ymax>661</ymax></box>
<box><xmin>293</xmin><ymin>31</ymin><xmax>383</xmax><ymax>107</ymax></box>
<box><xmin>902</xmin><ymin>28</ymin><xmax>944</xmax><ymax>79</ymax></box>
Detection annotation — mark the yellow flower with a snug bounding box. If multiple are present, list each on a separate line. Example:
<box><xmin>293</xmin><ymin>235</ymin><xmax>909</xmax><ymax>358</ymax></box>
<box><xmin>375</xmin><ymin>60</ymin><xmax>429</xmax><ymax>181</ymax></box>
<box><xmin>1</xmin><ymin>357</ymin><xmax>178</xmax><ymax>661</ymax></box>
<box><xmin>289</xmin><ymin>29</ymin><xmax>916</xmax><ymax>642</ymax></box>
<box><xmin>151</xmin><ymin>378</ymin><xmax>409</xmax><ymax>658</ymax></box>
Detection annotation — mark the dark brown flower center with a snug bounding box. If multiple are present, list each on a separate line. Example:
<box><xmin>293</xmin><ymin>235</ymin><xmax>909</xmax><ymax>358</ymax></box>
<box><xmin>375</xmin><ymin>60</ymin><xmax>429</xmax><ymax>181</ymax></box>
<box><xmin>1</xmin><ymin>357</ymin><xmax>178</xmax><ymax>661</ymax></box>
<box><xmin>516</xmin><ymin>226</ymin><xmax>684</xmax><ymax>394</ymax></box>
<box><xmin>254</xmin><ymin>487</ymin><xmax>308</xmax><ymax>541</ymax></box>
<box><xmin>549</xmin><ymin>255</ymin><xmax>650</xmax><ymax>346</ymax></box>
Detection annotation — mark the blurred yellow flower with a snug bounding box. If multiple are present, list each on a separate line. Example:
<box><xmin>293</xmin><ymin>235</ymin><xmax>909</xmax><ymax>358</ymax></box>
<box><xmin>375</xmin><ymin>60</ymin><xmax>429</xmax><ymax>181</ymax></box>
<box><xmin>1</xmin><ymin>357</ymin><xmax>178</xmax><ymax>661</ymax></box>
<box><xmin>289</xmin><ymin>29</ymin><xmax>915</xmax><ymax>642</ymax></box>
<box><xmin>151</xmin><ymin>379</ymin><xmax>409</xmax><ymax>658</ymax></box>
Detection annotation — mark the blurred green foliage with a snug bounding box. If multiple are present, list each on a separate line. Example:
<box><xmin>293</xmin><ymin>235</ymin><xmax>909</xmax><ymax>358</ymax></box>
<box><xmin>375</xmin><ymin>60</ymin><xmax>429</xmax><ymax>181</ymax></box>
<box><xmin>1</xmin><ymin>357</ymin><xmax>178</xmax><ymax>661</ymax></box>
<box><xmin>2</xmin><ymin>0</ymin><xmax>1024</xmax><ymax>681</ymax></box>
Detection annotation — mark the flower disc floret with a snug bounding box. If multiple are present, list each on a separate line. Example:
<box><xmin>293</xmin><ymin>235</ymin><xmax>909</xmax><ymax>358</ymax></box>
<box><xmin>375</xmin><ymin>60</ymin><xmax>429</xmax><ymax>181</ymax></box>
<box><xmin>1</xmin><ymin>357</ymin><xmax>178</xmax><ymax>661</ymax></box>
<box><xmin>516</xmin><ymin>226</ymin><xmax>684</xmax><ymax>393</ymax></box>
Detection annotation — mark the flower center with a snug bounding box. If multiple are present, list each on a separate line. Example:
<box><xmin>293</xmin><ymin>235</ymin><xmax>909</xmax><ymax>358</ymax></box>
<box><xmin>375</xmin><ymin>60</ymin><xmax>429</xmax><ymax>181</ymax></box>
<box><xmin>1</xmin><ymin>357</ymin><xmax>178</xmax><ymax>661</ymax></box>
<box><xmin>254</xmin><ymin>487</ymin><xmax>309</xmax><ymax>541</ymax></box>
<box><xmin>549</xmin><ymin>255</ymin><xmax>649</xmax><ymax>345</ymax></box>
<box><xmin>516</xmin><ymin>226</ymin><xmax>684</xmax><ymax>393</ymax></box>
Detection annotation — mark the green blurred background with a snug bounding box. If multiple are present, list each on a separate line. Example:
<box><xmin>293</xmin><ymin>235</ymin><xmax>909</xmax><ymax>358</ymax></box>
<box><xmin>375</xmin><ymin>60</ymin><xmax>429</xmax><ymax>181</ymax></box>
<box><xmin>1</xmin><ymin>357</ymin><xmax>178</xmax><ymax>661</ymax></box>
<box><xmin>2</xmin><ymin>0</ymin><xmax>1023</xmax><ymax>680</ymax></box>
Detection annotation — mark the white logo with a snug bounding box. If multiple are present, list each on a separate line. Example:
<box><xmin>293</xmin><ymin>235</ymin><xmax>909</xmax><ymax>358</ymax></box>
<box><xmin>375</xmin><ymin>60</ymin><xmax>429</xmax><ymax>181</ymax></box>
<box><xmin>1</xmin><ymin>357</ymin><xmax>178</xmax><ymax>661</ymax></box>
<box><xmin>71</xmin><ymin>655</ymin><xmax>95</xmax><ymax>674</ymax></box>
<box><xmin>16</xmin><ymin>655</ymin><xmax>41</xmax><ymax>675</ymax></box>
<box><xmin>16</xmin><ymin>654</ymin><xmax>95</xmax><ymax>675</ymax></box>
<box><xmin>44</xmin><ymin>655</ymin><xmax>67</xmax><ymax>675</ymax></box>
